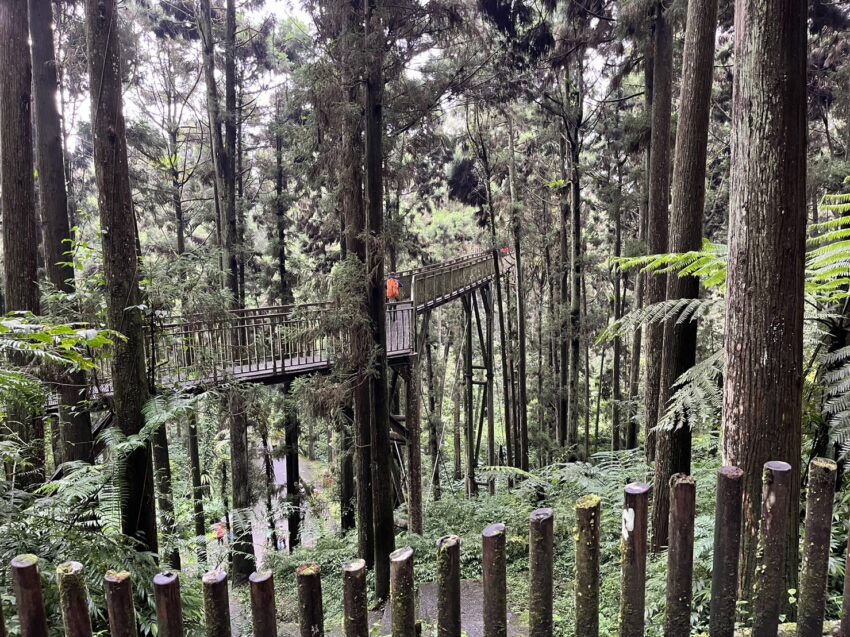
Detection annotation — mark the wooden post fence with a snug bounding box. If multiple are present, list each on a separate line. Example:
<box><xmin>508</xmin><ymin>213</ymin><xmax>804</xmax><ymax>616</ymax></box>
<box><xmin>4</xmin><ymin>457</ymin><xmax>848</xmax><ymax>637</ymax></box>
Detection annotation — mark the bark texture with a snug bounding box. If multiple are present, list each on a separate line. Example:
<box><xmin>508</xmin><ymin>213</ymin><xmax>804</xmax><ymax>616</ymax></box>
<box><xmin>652</xmin><ymin>0</ymin><xmax>718</xmax><ymax>550</ymax></box>
<box><xmin>84</xmin><ymin>0</ymin><xmax>157</xmax><ymax>551</ymax></box>
<box><xmin>722</xmin><ymin>0</ymin><xmax>807</xmax><ymax>599</ymax></box>
<box><xmin>643</xmin><ymin>0</ymin><xmax>673</xmax><ymax>462</ymax></box>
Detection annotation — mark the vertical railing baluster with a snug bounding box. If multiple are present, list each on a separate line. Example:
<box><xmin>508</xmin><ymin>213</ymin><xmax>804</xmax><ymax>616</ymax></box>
<box><xmin>343</xmin><ymin>559</ymin><xmax>368</xmax><ymax>637</ymax></box>
<box><xmin>12</xmin><ymin>555</ymin><xmax>48</xmax><ymax>637</ymax></box>
<box><xmin>249</xmin><ymin>571</ymin><xmax>277</xmax><ymax>637</ymax></box>
<box><xmin>437</xmin><ymin>535</ymin><xmax>461</xmax><ymax>637</ymax></box>
<box><xmin>297</xmin><ymin>563</ymin><xmax>324</xmax><ymax>637</ymax></box>
<box><xmin>57</xmin><ymin>561</ymin><xmax>93</xmax><ymax>637</ymax></box>
<box><xmin>798</xmin><ymin>458</ymin><xmax>837</xmax><ymax>637</ymax></box>
<box><xmin>203</xmin><ymin>570</ymin><xmax>232</xmax><ymax>637</ymax></box>
<box><xmin>575</xmin><ymin>496</ymin><xmax>601</xmax><ymax>637</ymax></box>
<box><xmin>154</xmin><ymin>572</ymin><xmax>184</xmax><ymax>637</ymax></box>
<box><xmin>105</xmin><ymin>571</ymin><xmax>137</xmax><ymax>637</ymax></box>
<box><xmin>750</xmin><ymin>461</ymin><xmax>792</xmax><ymax>637</ymax></box>
<box><xmin>664</xmin><ymin>474</ymin><xmax>696</xmax><ymax>637</ymax></box>
<box><xmin>529</xmin><ymin>508</ymin><xmax>554</xmax><ymax>637</ymax></box>
<box><xmin>482</xmin><ymin>523</ymin><xmax>507</xmax><ymax>637</ymax></box>
<box><xmin>390</xmin><ymin>547</ymin><xmax>416</xmax><ymax>637</ymax></box>
<box><xmin>619</xmin><ymin>483</ymin><xmax>649</xmax><ymax>637</ymax></box>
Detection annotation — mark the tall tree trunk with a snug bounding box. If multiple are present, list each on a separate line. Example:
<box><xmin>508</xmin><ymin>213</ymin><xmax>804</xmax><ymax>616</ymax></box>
<box><xmin>229</xmin><ymin>391</ymin><xmax>255</xmax><ymax>581</ymax></box>
<box><xmin>83</xmin><ymin>0</ymin><xmax>156</xmax><ymax>550</ymax></box>
<box><xmin>28</xmin><ymin>0</ymin><xmax>93</xmax><ymax>465</ymax></box>
<box><xmin>275</xmin><ymin>94</ymin><xmax>293</xmax><ymax>305</ymax></box>
<box><xmin>224</xmin><ymin>0</ymin><xmax>239</xmax><ymax>304</ymax></box>
<box><xmin>643</xmin><ymin>1</ymin><xmax>674</xmax><ymax>462</ymax></box>
<box><xmin>339</xmin><ymin>0</ymin><xmax>374</xmax><ymax>567</ymax></box>
<box><xmin>340</xmin><ymin>407</ymin><xmax>356</xmax><ymax>531</ymax></box>
<box><xmin>723</xmin><ymin>0</ymin><xmax>806</xmax><ymax>600</ymax></box>
<box><xmin>364</xmin><ymin>0</ymin><xmax>394</xmax><ymax>598</ymax></box>
<box><xmin>651</xmin><ymin>0</ymin><xmax>718</xmax><ymax>553</ymax></box>
<box><xmin>558</xmin><ymin>135</ymin><xmax>570</xmax><ymax>447</ymax></box>
<box><xmin>197</xmin><ymin>0</ymin><xmax>231</xmax><ymax>290</ymax></box>
<box><xmin>612</xmin><ymin>148</ymin><xmax>624</xmax><ymax>452</ymax></box>
<box><xmin>567</xmin><ymin>145</ymin><xmax>582</xmax><ymax>453</ymax></box>
<box><xmin>508</xmin><ymin>115</ymin><xmax>529</xmax><ymax>471</ymax></box>
<box><xmin>188</xmin><ymin>412</ymin><xmax>207</xmax><ymax>565</ymax></box>
<box><xmin>153</xmin><ymin>422</ymin><xmax>180</xmax><ymax>569</ymax></box>
<box><xmin>405</xmin><ymin>362</ymin><xmax>422</xmax><ymax>534</ymax></box>
<box><xmin>453</xmin><ymin>371</ymin><xmax>462</xmax><ymax>482</ymax></box>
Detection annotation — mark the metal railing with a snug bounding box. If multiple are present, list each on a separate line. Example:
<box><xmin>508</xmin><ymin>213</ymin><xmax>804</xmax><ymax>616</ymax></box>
<box><xmin>87</xmin><ymin>250</ymin><xmax>510</xmax><ymax>393</ymax></box>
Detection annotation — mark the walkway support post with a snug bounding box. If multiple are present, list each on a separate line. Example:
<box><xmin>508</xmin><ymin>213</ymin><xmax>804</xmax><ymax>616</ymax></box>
<box><xmin>664</xmin><ymin>474</ymin><xmax>695</xmax><ymax>637</ymax></box>
<box><xmin>437</xmin><ymin>536</ymin><xmax>461</xmax><ymax>637</ymax></box>
<box><xmin>482</xmin><ymin>523</ymin><xmax>507</xmax><ymax>637</ymax></box>
<box><xmin>283</xmin><ymin>380</ymin><xmax>301</xmax><ymax>550</ymax></box>
<box><xmin>798</xmin><ymin>458</ymin><xmax>837</xmax><ymax>637</ymax></box>
<box><xmin>709</xmin><ymin>466</ymin><xmax>743</xmax><ymax>637</ymax></box>
<box><xmin>249</xmin><ymin>571</ymin><xmax>278</xmax><ymax>637</ymax></box>
<box><xmin>105</xmin><ymin>571</ymin><xmax>136</xmax><ymax>637</ymax></box>
<box><xmin>57</xmin><ymin>561</ymin><xmax>93</xmax><ymax>637</ymax></box>
<box><xmin>462</xmin><ymin>295</ymin><xmax>477</xmax><ymax>495</ymax></box>
<box><xmin>390</xmin><ymin>547</ymin><xmax>416</xmax><ymax>637</ymax></box>
<box><xmin>619</xmin><ymin>483</ymin><xmax>649</xmax><ymax>637</ymax></box>
<box><xmin>12</xmin><ymin>555</ymin><xmax>48</xmax><ymax>637</ymax></box>
<box><xmin>343</xmin><ymin>559</ymin><xmax>369</xmax><ymax>637</ymax></box>
<box><xmin>484</xmin><ymin>284</ymin><xmax>495</xmax><ymax>494</ymax></box>
<box><xmin>575</xmin><ymin>496</ymin><xmax>600</xmax><ymax>637</ymax></box>
<box><xmin>529</xmin><ymin>508</ymin><xmax>554</xmax><ymax>637</ymax></box>
<box><xmin>153</xmin><ymin>572</ymin><xmax>183</xmax><ymax>637</ymax></box>
<box><xmin>750</xmin><ymin>461</ymin><xmax>792</xmax><ymax>637</ymax></box>
<box><xmin>297</xmin><ymin>563</ymin><xmax>324</xmax><ymax>637</ymax></box>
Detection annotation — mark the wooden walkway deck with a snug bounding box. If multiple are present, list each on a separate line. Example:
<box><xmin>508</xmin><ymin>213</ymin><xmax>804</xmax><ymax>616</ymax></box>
<box><xmin>80</xmin><ymin>250</ymin><xmax>510</xmax><ymax>398</ymax></box>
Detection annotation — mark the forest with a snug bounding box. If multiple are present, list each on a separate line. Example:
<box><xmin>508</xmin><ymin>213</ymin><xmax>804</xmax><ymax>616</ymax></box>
<box><xmin>0</xmin><ymin>0</ymin><xmax>847</xmax><ymax>635</ymax></box>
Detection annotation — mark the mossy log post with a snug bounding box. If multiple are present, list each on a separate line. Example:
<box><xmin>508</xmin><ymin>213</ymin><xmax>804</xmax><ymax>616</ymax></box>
<box><xmin>529</xmin><ymin>508</ymin><xmax>554</xmax><ymax>637</ymax></box>
<box><xmin>57</xmin><ymin>561</ymin><xmax>93</xmax><ymax>637</ymax></box>
<box><xmin>104</xmin><ymin>571</ymin><xmax>137</xmax><ymax>637</ymax></box>
<box><xmin>709</xmin><ymin>466</ymin><xmax>744</xmax><ymax>637</ymax></box>
<box><xmin>153</xmin><ymin>572</ymin><xmax>184</xmax><ymax>637</ymax></box>
<box><xmin>12</xmin><ymin>554</ymin><xmax>48</xmax><ymax>637</ymax></box>
<box><xmin>249</xmin><ymin>571</ymin><xmax>278</xmax><ymax>637</ymax></box>
<box><xmin>482</xmin><ymin>523</ymin><xmax>507</xmax><ymax>637</ymax></box>
<box><xmin>437</xmin><ymin>535</ymin><xmax>461</xmax><ymax>637</ymax></box>
<box><xmin>664</xmin><ymin>474</ymin><xmax>695</xmax><ymax>637</ymax></box>
<box><xmin>391</xmin><ymin>547</ymin><xmax>416</xmax><ymax>637</ymax></box>
<box><xmin>619</xmin><ymin>483</ymin><xmax>649</xmax><ymax>637</ymax></box>
<box><xmin>751</xmin><ymin>461</ymin><xmax>792</xmax><ymax>637</ymax></box>
<box><xmin>798</xmin><ymin>458</ymin><xmax>837</xmax><ymax>637</ymax></box>
<box><xmin>297</xmin><ymin>563</ymin><xmax>324</xmax><ymax>637</ymax></box>
<box><xmin>202</xmin><ymin>570</ymin><xmax>232</xmax><ymax>637</ymax></box>
<box><xmin>343</xmin><ymin>559</ymin><xmax>368</xmax><ymax>637</ymax></box>
<box><xmin>575</xmin><ymin>496</ymin><xmax>601</xmax><ymax>637</ymax></box>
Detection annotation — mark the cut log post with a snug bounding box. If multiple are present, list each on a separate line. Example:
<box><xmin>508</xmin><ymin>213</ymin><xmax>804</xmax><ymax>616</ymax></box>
<box><xmin>343</xmin><ymin>559</ymin><xmax>368</xmax><ymax>637</ymax></box>
<box><xmin>751</xmin><ymin>461</ymin><xmax>792</xmax><ymax>637</ymax></box>
<box><xmin>529</xmin><ymin>508</ymin><xmax>554</xmax><ymax>637</ymax></box>
<box><xmin>249</xmin><ymin>571</ymin><xmax>278</xmax><ymax>637</ymax></box>
<box><xmin>437</xmin><ymin>535</ymin><xmax>461</xmax><ymax>637</ymax></box>
<box><xmin>575</xmin><ymin>496</ymin><xmax>601</xmax><ymax>637</ymax></box>
<box><xmin>664</xmin><ymin>474</ymin><xmax>696</xmax><ymax>637</ymax></box>
<box><xmin>390</xmin><ymin>547</ymin><xmax>416</xmax><ymax>637</ymax></box>
<box><xmin>482</xmin><ymin>523</ymin><xmax>507</xmax><ymax>637</ymax></box>
<box><xmin>203</xmin><ymin>570</ymin><xmax>232</xmax><ymax>637</ymax></box>
<box><xmin>709</xmin><ymin>466</ymin><xmax>744</xmax><ymax>637</ymax></box>
<box><xmin>297</xmin><ymin>563</ymin><xmax>324</xmax><ymax>637</ymax></box>
<box><xmin>104</xmin><ymin>571</ymin><xmax>137</xmax><ymax>637</ymax></box>
<box><xmin>153</xmin><ymin>572</ymin><xmax>184</xmax><ymax>637</ymax></box>
<box><xmin>57</xmin><ymin>561</ymin><xmax>93</xmax><ymax>637</ymax></box>
<box><xmin>798</xmin><ymin>458</ymin><xmax>837</xmax><ymax>637</ymax></box>
<box><xmin>618</xmin><ymin>483</ymin><xmax>649</xmax><ymax>637</ymax></box>
<box><xmin>11</xmin><ymin>554</ymin><xmax>48</xmax><ymax>637</ymax></box>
